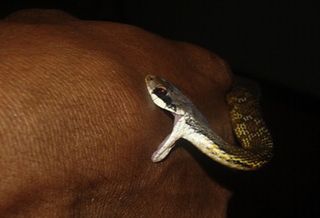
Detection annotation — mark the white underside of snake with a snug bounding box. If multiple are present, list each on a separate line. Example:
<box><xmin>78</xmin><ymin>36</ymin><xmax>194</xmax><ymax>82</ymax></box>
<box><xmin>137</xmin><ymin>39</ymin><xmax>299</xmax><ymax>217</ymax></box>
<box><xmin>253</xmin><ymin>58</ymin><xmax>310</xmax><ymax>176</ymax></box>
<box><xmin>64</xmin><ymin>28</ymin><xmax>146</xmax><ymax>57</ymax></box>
<box><xmin>145</xmin><ymin>75</ymin><xmax>273</xmax><ymax>170</ymax></box>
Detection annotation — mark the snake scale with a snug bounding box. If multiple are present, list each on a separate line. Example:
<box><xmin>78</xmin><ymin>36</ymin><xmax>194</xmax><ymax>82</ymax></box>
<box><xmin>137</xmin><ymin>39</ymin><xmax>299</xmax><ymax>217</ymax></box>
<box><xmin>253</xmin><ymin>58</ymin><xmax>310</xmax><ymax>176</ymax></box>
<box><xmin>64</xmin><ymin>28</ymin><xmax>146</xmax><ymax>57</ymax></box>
<box><xmin>145</xmin><ymin>75</ymin><xmax>273</xmax><ymax>170</ymax></box>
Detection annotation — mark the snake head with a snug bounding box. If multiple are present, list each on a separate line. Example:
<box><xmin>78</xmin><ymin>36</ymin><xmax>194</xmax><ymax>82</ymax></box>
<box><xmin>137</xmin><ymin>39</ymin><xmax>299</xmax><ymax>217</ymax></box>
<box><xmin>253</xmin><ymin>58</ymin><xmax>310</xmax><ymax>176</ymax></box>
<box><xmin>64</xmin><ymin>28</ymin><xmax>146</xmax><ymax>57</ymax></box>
<box><xmin>145</xmin><ymin>75</ymin><xmax>192</xmax><ymax>116</ymax></box>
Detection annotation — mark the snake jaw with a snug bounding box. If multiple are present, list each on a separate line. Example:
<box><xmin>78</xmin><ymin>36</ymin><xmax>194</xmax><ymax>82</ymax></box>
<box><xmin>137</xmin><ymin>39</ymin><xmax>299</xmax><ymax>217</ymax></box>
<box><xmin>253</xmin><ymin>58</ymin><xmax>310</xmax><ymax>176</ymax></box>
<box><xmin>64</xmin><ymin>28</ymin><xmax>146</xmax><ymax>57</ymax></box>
<box><xmin>151</xmin><ymin>131</ymin><xmax>178</xmax><ymax>162</ymax></box>
<box><xmin>151</xmin><ymin>115</ymin><xmax>185</xmax><ymax>162</ymax></box>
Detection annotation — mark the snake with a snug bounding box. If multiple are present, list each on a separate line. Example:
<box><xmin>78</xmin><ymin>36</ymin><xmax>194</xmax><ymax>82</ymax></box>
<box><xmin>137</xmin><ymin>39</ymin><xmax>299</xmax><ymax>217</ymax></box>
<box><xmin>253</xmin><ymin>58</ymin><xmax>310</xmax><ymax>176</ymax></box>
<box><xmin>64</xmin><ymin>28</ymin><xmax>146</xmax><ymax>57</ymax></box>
<box><xmin>145</xmin><ymin>75</ymin><xmax>273</xmax><ymax>170</ymax></box>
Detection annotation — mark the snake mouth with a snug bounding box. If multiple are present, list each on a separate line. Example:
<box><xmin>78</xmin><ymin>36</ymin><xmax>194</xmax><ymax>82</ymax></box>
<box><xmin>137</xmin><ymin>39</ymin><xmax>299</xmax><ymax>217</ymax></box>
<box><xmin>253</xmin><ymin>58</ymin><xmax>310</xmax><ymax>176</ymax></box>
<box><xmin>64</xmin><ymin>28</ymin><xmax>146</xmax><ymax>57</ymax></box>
<box><xmin>145</xmin><ymin>74</ymin><xmax>171</xmax><ymax>110</ymax></box>
<box><xmin>145</xmin><ymin>74</ymin><xmax>171</xmax><ymax>92</ymax></box>
<box><xmin>145</xmin><ymin>74</ymin><xmax>155</xmax><ymax>82</ymax></box>
<box><xmin>145</xmin><ymin>74</ymin><xmax>156</xmax><ymax>85</ymax></box>
<box><xmin>145</xmin><ymin>75</ymin><xmax>157</xmax><ymax>95</ymax></box>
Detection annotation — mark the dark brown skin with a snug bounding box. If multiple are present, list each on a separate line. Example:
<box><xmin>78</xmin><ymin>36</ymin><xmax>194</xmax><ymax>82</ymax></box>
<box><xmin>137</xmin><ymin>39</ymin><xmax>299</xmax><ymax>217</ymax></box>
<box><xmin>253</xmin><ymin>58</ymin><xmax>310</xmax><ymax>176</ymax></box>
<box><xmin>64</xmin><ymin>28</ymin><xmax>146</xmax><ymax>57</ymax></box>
<box><xmin>0</xmin><ymin>9</ymin><xmax>234</xmax><ymax>217</ymax></box>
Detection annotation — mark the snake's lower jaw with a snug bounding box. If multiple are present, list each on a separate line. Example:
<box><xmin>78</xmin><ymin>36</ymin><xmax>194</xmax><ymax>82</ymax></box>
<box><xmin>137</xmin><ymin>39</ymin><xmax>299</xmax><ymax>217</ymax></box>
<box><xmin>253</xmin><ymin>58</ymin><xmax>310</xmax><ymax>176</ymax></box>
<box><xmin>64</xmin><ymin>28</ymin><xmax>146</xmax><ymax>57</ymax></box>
<box><xmin>151</xmin><ymin>146</ymin><xmax>173</xmax><ymax>162</ymax></box>
<box><xmin>151</xmin><ymin>152</ymin><xmax>163</xmax><ymax>162</ymax></box>
<box><xmin>151</xmin><ymin>150</ymin><xmax>167</xmax><ymax>162</ymax></box>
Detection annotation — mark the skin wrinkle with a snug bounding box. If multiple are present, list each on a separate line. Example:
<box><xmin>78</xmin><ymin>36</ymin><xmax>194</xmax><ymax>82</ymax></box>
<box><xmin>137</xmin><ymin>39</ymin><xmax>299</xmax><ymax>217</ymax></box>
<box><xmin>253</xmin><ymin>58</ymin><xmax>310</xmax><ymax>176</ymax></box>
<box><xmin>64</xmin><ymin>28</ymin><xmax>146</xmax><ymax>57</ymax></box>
<box><xmin>2</xmin><ymin>54</ymin><xmax>137</xmax><ymax>174</ymax></box>
<box><xmin>0</xmin><ymin>70</ymin><xmax>144</xmax><ymax>215</ymax></box>
<box><xmin>76</xmin><ymin>22</ymin><xmax>195</xmax><ymax>77</ymax></box>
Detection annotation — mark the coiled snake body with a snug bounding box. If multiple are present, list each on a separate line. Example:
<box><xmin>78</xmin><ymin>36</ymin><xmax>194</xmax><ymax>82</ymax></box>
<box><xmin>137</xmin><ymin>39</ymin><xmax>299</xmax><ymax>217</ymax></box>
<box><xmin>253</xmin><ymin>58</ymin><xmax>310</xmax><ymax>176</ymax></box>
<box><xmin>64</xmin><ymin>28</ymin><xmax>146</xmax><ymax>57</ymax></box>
<box><xmin>145</xmin><ymin>75</ymin><xmax>273</xmax><ymax>170</ymax></box>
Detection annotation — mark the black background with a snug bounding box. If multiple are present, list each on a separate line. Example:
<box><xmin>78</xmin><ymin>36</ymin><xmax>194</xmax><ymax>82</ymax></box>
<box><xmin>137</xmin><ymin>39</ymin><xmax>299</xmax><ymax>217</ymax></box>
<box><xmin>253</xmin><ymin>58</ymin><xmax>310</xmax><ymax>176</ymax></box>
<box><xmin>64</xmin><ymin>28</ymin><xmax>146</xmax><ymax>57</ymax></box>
<box><xmin>1</xmin><ymin>1</ymin><xmax>319</xmax><ymax>217</ymax></box>
<box><xmin>1</xmin><ymin>0</ymin><xmax>319</xmax><ymax>98</ymax></box>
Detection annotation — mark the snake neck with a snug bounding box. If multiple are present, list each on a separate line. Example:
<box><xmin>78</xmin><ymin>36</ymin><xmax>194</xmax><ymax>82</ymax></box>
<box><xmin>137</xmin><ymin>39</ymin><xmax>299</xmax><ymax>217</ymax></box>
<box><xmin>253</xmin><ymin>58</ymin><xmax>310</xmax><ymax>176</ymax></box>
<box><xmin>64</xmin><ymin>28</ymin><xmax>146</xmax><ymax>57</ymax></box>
<box><xmin>180</xmin><ymin>113</ymin><xmax>273</xmax><ymax>170</ymax></box>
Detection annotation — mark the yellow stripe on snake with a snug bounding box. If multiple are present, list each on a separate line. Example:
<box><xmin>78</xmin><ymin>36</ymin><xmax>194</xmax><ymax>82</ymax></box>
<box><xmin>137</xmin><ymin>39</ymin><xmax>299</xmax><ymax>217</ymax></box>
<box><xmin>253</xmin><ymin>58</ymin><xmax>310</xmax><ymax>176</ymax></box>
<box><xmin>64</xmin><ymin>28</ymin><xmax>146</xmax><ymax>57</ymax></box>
<box><xmin>145</xmin><ymin>75</ymin><xmax>273</xmax><ymax>170</ymax></box>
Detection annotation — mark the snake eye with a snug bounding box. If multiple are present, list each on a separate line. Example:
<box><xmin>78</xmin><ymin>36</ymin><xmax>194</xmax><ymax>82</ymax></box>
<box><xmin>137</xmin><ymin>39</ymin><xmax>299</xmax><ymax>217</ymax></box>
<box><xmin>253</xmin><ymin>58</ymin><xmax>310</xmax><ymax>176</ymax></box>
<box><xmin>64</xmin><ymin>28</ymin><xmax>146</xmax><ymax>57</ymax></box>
<box><xmin>153</xmin><ymin>87</ymin><xmax>168</xmax><ymax>96</ymax></box>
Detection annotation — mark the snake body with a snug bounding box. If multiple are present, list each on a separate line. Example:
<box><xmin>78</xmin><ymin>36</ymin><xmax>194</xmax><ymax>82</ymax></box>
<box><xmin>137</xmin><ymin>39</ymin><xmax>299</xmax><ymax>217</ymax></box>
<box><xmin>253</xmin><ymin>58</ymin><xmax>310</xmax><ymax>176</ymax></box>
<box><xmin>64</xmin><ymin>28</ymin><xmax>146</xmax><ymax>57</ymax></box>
<box><xmin>145</xmin><ymin>75</ymin><xmax>273</xmax><ymax>170</ymax></box>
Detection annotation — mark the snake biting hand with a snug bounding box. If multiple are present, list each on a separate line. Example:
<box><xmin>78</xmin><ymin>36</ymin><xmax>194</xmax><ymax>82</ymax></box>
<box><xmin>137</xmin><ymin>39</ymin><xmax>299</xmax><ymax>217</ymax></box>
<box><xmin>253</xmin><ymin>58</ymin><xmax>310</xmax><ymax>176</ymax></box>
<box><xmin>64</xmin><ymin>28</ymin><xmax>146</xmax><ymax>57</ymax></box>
<box><xmin>145</xmin><ymin>75</ymin><xmax>273</xmax><ymax>170</ymax></box>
